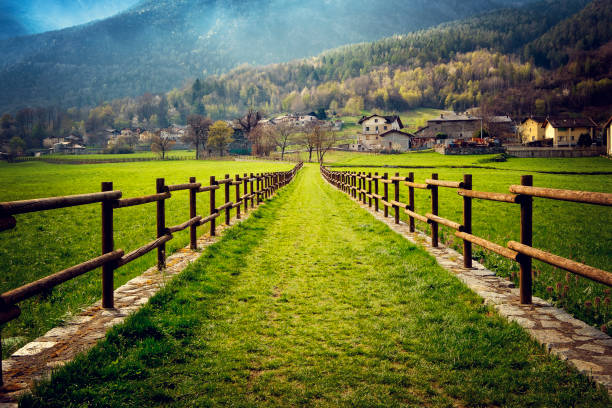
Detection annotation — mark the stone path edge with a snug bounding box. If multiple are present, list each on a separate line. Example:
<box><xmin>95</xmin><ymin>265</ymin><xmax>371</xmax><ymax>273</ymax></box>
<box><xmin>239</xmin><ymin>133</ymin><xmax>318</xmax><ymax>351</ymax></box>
<box><xmin>0</xmin><ymin>199</ymin><xmax>272</xmax><ymax>406</ymax></box>
<box><xmin>341</xmin><ymin>186</ymin><xmax>612</xmax><ymax>396</ymax></box>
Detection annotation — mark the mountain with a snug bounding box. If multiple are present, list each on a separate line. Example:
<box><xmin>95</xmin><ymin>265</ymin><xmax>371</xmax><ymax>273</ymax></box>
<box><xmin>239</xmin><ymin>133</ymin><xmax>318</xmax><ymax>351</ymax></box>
<box><xmin>0</xmin><ymin>0</ymin><xmax>536</xmax><ymax>113</ymax></box>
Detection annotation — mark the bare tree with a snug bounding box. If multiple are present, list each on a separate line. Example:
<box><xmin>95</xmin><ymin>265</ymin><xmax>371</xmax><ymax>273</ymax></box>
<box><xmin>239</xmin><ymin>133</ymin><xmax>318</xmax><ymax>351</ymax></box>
<box><xmin>151</xmin><ymin>129</ymin><xmax>176</xmax><ymax>160</ymax></box>
<box><xmin>185</xmin><ymin>114</ymin><xmax>212</xmax><ymax>159</ymax></box>
<box><xmin>271</xmin><ymin>121</ymin><xmax>297</xmax><ymax>160</ymax></box>
<box><xmin>297</xmin><ymin>124</ymin><xmax>317</xmax><ymax>162</ymax></box>
<box><xmin>311</xmin><ymin>124</ymin><xmax>337</xmax><ymax>163</ymax></box>
<box><xmin>249</xmin><ymin>124</ymin><xmax>276</xmax><ymax>156</ymax></box>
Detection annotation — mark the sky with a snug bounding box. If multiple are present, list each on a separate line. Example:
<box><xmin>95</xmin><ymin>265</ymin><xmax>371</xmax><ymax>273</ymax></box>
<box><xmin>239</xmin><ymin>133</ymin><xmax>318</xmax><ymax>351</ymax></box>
<box><xmin>0</xmin><ymin>0</ymin><xmax>141</xmax><ymax>38</ymax></box>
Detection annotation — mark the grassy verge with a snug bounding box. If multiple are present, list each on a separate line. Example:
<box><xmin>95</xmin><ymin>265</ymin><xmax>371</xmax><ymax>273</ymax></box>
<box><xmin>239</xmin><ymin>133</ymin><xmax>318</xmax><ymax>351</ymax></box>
<box><xmin>0</xmin><ymin>160</ymin><xmax>292</xmax><ymax>356</ymax></box>
<box><xmin>22</xmin><ymin>165</ymin><xmax>610</xmax><ymax>407</ymax></box>
<box><xmin>333</xmin><ymin>163</ymin><xmax>612</xmax><ymax>333</ymax></box>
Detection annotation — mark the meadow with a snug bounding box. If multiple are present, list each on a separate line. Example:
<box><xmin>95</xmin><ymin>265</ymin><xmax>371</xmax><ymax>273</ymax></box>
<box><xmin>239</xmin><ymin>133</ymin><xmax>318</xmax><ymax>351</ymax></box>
<box><xmin>21</xmin><ymin>166</ymin><xmax>610</xmax><ymax>407</ymax></box>
<box><xmin>329</xmin><ymin>153</ymin><xmax>612</xmax><ymax>332</ymax></box>
<box><xmin>0</xmin><ymin>159</ymin><xmax>292</xmax><ymax>356</ymax></box>
<box><xmin>43</xmin><ymin>149</ymin><xmax>195</xmax><ymax>160</ymax></box>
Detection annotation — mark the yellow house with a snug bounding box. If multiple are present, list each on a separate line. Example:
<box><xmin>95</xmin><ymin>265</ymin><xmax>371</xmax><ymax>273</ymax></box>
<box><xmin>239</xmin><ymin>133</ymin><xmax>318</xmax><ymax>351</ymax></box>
<box><xmin>543</xmin><ymin>117</ymin><xmax>598</xmax><ymax>147</ymax></box>
<box><xmin>603</xmin><ymin>115</ymin><xmax>612</xmax><ymax>156</ymax></box>
<box><xmin>519</xmin><ymin>116</ymin><xmax>546</xmax><ymax>143</ymax></box>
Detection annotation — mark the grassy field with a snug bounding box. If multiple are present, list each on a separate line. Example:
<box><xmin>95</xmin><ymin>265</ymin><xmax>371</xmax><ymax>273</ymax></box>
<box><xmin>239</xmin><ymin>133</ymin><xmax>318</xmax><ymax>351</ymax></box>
<box><xmin>21</xmin><ymin>165</ymin><xmax>610</xmax><ymax>407</ymax></box>
<box><xmin>329</xmin><ymin>152</ymin><xmax>612</xmax><ymax>332</ymax></box>
<box><xmin>0</xmin><ymin>159</ymin><xmax>292</xmax><ymax>356</ymax></box>
<box><xmin>44</xmin><ymin>149</ymin><xmax>195</xmax><ymax>160</ymax></box>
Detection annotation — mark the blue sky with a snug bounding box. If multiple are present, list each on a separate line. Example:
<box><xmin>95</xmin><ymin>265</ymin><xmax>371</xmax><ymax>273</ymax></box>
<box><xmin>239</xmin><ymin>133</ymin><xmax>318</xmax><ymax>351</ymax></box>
<box><xmin>0</xmin><ymin>0</ymin><xmax>140</xmax><ymax>38</ymax></box>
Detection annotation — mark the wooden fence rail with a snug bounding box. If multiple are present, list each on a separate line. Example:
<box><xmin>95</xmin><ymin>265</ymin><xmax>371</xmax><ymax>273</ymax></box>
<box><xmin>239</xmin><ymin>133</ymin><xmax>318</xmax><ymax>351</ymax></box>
<box><xmin>320</xmin><ymin>166</ymin><xmax>612</xmax><ymax>305</ymax></box>
<box><xmin>0</xmin><ymin>162</ymin><xmax>302</xmax><ymax>384</ymax></box>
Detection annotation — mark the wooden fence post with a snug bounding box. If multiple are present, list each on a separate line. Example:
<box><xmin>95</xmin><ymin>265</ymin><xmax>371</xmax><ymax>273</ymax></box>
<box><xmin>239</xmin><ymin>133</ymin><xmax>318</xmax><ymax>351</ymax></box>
<box><xmin>256</xmin><ymin>174</ymin><xmax>261</xmax><ymax>203</ymax></box>
<box><xmin>374</xmin><ymin>172</ymin><xmax>379</xmax><ymax>212</ymax></box>
<box><xmin>463</xmin><ymin>174</ymin><xmax>472</xmax><ymax>268</ymax></box>
<box><xmin>383</xmin><ymin>173</ymin><xmax>389</xmax><ymax>218</ymax></box>
<box><xmin>101</xmin><ymin>181</ymin><xmax>114</xmax><ymax>308</ymax></box>
<box><xmin>362</xmin><ymin>174</ymin><xmax>367</xmax><ymax>204</ymax></box>
<box><xmin>250</xmin><ymin>173</ymin><xmax>255</xmax><ymax>207</ymax></box>
<box><xmin>235</xmin><ymin>174</ymin><xmax>241</xmax><ymax>219</ymax></box>
<box><xmin>156</xmin><ymin>178</ymin><xmax>166</xmax><ymax>270</ymax></box>
<box><xmin>243</xmin><ymin>173</ymin><xmax>248</xmax><ymax>214</ymax></box>
<box><xmin>520</xmin><ymin>175</ymin><xmax>533</xmax><ymax>304</ymax></box>
<box><xmin>189</xmin><ymin>177</ymin><xmax>197</xmax><ymax>250</ymax></box>
<box><xmin>210</xmin><ymin>176</ymin><xmax>217</xmax><ymax>236</ymax></box>
<box><xmin>408</xmin><ymin>172</ymin><xmax>415</xmax><ymax>232</ymax></box>
<box><xmin>368</xmin><ymin>172</ymin><xmax>372</xmax><ymax>207</ymax></box>
<box><xmin>430</xmin><ymin>173</ymin><xmax>438</xmax><ymax>247</ymax></box>
<box><xmin>393</xmin><ymin>172</ymin><xmax>400</xmax><ymax>224</ymax></box>
<box><xmin>224</xmin><ymin>174</ymin><xmax>231</xmax><ymax>225</ymax></box>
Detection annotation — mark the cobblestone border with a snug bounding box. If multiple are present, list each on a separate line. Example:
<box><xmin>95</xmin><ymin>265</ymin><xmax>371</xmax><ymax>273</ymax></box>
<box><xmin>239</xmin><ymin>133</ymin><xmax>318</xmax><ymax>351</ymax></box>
<box><xmin>0</xmin><ymin>208</ymin><xmax>262</xmax><ymax>406</ymax></box>
<box><xmin>357</xmin><ymin>199</ymin><xmax>612</xmax><ymax>395</ymax></box>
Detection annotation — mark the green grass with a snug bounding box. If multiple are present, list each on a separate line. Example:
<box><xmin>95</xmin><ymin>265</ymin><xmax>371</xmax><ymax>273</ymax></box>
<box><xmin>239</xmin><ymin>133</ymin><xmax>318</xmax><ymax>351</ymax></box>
<box><xmin>21</xmin><ymin>165</ymin><xmax>610</xmax><ymax>407</ymax></box>
<box><xmin>0</xmin><ymin>160</ymin><xmax>292</xmax><ymax>356</ymax></box>
<box><xmin>332</xmin><ymin>153</ymin><xmax>612</xmax><ymax>332</ymax></box>
<box><xmin>322</xmin><ymin>151</ymin><xmax>612</xmax><ymax>173</ymax></box>
<box><xmin>44</xmin><ymin>149</ymin><xmax>195</xmax><ymax>160</ymax></box>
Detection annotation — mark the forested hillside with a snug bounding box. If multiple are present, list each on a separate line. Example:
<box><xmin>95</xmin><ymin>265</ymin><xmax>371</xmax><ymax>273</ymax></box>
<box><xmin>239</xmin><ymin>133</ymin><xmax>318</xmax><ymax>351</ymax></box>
<box><xmin>1</xmin><ymin>0</ymin><xmax>611</xmax><ymax>151</ymax></box>
<box><xmin>0</xmin><ymin>0</ymin><xmax>533</xmax><ymax>113</ymax></box>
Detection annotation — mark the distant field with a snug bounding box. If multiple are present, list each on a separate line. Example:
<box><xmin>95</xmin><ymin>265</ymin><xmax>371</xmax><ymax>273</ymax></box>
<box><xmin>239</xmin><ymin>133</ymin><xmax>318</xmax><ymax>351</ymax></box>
<box><xmin>330</xmin><ymin>151</ymin><xmax>612</xmax><ymax>332</ymax></box>
<box><xmin>45</xmin><ymin>149</ymin><xmax>195</xmax><ymax>160</ymax></box>
<box><xmin>0</xmin><ymin>160</ymin><xmax>293</xmax><ymax>356</ymax></box>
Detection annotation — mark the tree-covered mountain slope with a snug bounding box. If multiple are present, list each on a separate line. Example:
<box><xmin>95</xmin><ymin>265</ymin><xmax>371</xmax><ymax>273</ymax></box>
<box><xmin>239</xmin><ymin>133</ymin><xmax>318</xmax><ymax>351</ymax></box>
<box><xmin>0</xmin><ymin>0</ymin><xmax>536</xmax><ymax>112</ymax></box>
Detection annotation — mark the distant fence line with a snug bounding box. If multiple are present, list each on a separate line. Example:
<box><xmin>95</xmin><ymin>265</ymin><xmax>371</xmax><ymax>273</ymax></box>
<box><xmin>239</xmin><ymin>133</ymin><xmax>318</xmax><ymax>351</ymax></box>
<box><xmin>320</xmin><ymin>166</ymin><xmax>612</xmax><ymax>305</ymax></box>
<box><xmin>9</xmin><ymin>156</ymin><xmax>194</xmax><ymax>164</ymax></box>
<box><xmin>0</xmin><ymin>162</ymin><xmax>303</xmax><ymax>384</ymax></box>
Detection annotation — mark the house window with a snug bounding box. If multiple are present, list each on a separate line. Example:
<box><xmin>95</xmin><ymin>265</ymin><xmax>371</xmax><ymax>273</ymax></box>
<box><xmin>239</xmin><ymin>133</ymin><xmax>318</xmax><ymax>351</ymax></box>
<box><xmin>374</xmin><ymin>119</ymin><xmax>378</xmax><ymax>123</ymax></box>
<box><xmin>376</xmin><ymin>126</ymin><xmax>379</xmax><ymax>131</ymax></box>
<box><xmin>366</xmin><ymin>127</ymin><xmax>369</xmax><ymax>131</ymax></box>
<box><xmin>384</xmin><ymin>126</ymin><xmax>388</xmax><ymax>130</ymax></box>
<box><xmin>571</xmin><ymin>136</ymin><xmax>574</xmax><ymax>141</ymax></box>
<box><xmin>558</xmin><ymin>127</ymin><xmax>568</xmax><ymax>131</ymax></box>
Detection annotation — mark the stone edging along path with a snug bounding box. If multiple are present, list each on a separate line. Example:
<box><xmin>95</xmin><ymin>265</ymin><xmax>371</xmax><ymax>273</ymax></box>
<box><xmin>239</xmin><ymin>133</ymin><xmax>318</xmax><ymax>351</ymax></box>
<box><xmin>0</xmin><ymin>209</ymin><xmax>262</xmax><ymax>406</ymax></box>
<box><xmin>348</xmin><ymin>196</ymin><xmax>612</xmax><ymax>395</ymax></box>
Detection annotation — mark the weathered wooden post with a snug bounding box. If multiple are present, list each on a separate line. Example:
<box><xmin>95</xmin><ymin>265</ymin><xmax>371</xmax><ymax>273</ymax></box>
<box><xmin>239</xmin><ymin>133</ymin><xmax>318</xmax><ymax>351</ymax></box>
<box><xmin>250</xmin><ymin>173</ymin><xmax>255</xmax><ymax>207</ymax></box>
<box><xmin>383</xmin><ymin>173</ymin><xmax>389</xmax><ymax>218</ymax></box>
<box><xmin>430</xmin><ymin>173</ymin><xmax>438</xmax><ymax>247</ymax></box>
<box><xmin>101</xmin><ymin>181</ymin><xmax>115</xmax><ymax>308</ymax></box>
<box><xmin>393</xmin><ymin>172</ymin><xmax>400</xmax><ymax>224</ymax></box>
<box><xmin>361</xmin><ymin>174</ymin><xmax>367</xmax><ymax>204</ymax></box>
<box><xmin>224</xmin><ymin>174</ymin><xmax>231</xmax><ymax>225</ymax></box>
<box><xmin>243</xmin><ymin>173</ymin><xmax>249</xmax><ymax>214</ymax></box>
<box><xmin>408</xmin><ymin>172</ymin><xmax>415</xmax><ymax>232</ymax></box>
<box><xmin>156</xmin><ymin>178</ymin><xmax>166</xmax><ymax>270</ymax></box>
<box><xmin>463</xmin><ymin>174</ymin><xmax>472</xmax><ymax>268</ymax></box>
<box><xmin>256</xmin><ymin>174</ymin><xmax>261</xmax><ymax>203</ymax></box>
<box><xmin>189</xmin><ymin>177</ymin><xmax>197</xmax><ymax>250</ymax></box>
<box><xmin>235</xmin><ymin>174</ymin><xmax>241</xmax><ymax>219</ymax></box>
<box><xmin>368</xmin><ymin>172</ymin><xmax>372</xmax><ymax>207</ymax></box>
<box><xmin>374</xmin><ymin>172</ymin><xmax>379</xmax><ymax>212</ymax></box>
<box><xmin>519</xmin><ymin>175</ymin><xmax>533</xmax><ymax>304</ymax></box>
<box><xmin>210</xmin><ymin>176</ymin><xmax>217</xmax><ymax>236</ymax></box>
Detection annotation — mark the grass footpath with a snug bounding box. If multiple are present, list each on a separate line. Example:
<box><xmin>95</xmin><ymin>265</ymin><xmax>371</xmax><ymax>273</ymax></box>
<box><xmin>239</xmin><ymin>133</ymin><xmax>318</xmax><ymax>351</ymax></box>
<box><xmin>22</xmin><ymin>165</ymin><xmax>610</xmax><ymax>407</ymax></box>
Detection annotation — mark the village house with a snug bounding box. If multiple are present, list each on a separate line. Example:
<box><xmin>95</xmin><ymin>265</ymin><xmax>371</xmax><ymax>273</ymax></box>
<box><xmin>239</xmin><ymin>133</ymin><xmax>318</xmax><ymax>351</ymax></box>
<box><xmin>543</xmin><ymin>117</ymin><xmax>598</xmax><ymax>147</ymax></box>
<box><xmin>519</xmin><ymin>116</ymin><xmax>547</xmax><ymax>143</ymax></box>
<box><xmin>352</xmin><ymin>114</ymin><xmax>412</xmax><ymax>151</ymax></box>
<box><xmin>601</xmin><ymin>116</ymin><xmax>612</xmax><ymax>156</ymax></box>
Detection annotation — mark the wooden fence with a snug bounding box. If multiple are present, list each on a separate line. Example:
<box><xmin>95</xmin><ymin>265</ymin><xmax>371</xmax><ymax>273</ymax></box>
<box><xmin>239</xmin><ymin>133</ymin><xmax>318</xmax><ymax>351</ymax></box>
<box><xmin>0</xmin><ymin>162</ymin><xmax>302</xmax><ymax>384</ymax></box>
<box><xmin>10</xmin><ymin>156</ymin><xmax>195</xmax><ymax>164</ymax></box>
<box><xmin>320</xmin><ymin>166</ymin><xmax>612</xmax><ymax>304</ymax></box>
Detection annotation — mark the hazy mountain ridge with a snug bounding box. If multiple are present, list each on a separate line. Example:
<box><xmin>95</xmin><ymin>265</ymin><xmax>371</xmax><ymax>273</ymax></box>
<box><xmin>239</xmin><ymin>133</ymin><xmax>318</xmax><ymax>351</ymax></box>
<box><xmin>0</xmin><ymin>0</ymin><xmax>535</xmax><ymax>112</ymax></box>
